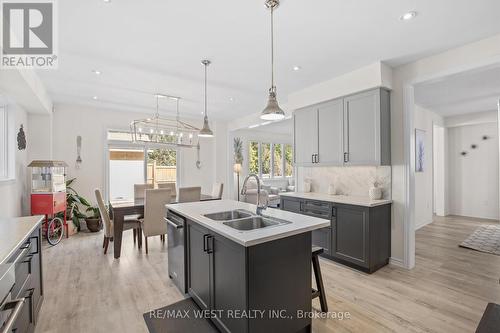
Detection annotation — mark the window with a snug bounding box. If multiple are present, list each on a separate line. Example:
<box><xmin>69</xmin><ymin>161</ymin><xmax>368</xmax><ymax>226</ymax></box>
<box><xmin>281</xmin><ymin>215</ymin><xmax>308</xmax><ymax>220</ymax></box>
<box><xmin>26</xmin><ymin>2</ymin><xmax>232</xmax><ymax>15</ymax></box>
<box><xmin>248</xmin><ymin>141</ymin><xmax>293</xmax><ymax>179</ymax></box>
<box><xmin>284</xmin><ymin>144</ymin><xmax>293</xmax><ymax>177</ymax></box>
<box><xmin>261</xmin><ymin>143</ymin><xmax>271</xmax><ymax>178</ymax></box>
<box><xmin>106</xmin><ymin>130</ymin><xmax>179</xmax><ymax>201</ymax></box>
<box><xmin>273</xmin><ymin>144</ymin><xmax>283</xmax><ymax>177</ymax></box>
<box><xmin>249</xmin><ymin>141</ymin><xmax>259</xmax><ymax>174</ymax></box>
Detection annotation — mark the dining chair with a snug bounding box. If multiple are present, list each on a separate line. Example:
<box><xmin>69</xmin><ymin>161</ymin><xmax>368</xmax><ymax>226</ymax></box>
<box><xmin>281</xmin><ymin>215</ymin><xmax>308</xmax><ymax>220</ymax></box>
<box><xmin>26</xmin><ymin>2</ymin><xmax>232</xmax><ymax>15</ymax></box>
<box><xmin>140</xmin><ymin>188</ymin><xmax>171</xmax><ymax>254</ymax></box>
<box><xmin>211</xmin><ymin>182</ymin><xmax>224</xmax><ymax>199</ymax></box>
<box><xmin>95</xmin><ymin>189</ymin><xmax>142</xmax><ymax>254</ymax></box>
<box><xmin>157</xmin><ymin>182</ymin><xmax>177</xmax><ymax>198</ymax></box>
<box><xmin>178</xmin><ymin>186</ymin><xmax>201</xmax><ymax>203</ymax></box>
<box><xmin>134</xmin><ymin>183</ymin><xmax>154</xmax><ymax>200</ymax></box>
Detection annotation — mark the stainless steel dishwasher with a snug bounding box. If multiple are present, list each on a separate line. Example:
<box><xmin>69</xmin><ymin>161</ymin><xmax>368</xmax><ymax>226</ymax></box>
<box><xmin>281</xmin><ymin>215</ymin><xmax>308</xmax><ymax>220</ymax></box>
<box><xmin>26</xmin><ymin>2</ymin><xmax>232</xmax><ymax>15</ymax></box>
<box><xmin>165</xmin><ymin>211</ymin><xmax>186</xmax><ymax>294</ymax></box>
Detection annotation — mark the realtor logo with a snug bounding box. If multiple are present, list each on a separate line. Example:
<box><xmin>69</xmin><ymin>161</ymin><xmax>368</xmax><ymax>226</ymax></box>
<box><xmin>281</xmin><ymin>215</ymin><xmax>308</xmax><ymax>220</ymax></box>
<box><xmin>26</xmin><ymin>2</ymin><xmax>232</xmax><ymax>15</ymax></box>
<box><xmin>1</xmin><ymin>0</ymin><xmax>58</xmax><ymax>68</ymax></box>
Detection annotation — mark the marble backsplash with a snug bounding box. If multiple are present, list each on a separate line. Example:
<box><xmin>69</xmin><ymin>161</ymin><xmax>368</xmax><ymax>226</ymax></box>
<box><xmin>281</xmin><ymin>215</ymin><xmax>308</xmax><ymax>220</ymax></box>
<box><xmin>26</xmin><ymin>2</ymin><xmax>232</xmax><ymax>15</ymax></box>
<box><xmin>296</xmin><ymin>166</ymin><xmax>392</xmax><ymax>199</ymax></box>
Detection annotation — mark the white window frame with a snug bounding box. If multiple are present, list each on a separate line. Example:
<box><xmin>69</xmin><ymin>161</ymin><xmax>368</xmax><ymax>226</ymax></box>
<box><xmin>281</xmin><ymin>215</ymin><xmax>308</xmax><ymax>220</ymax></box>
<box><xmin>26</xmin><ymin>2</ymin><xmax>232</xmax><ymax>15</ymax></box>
<box><xmin>0</xmin><ymin>106</ymin><xmax>15</xmax><ymax>182</ymax></box>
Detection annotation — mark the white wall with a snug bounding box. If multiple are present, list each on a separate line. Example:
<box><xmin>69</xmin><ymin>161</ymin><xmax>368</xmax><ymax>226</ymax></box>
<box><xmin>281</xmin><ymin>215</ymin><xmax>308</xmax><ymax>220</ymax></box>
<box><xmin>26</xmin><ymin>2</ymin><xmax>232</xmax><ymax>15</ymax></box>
<box><xmin>447</xmin><ymin>121</ymin><xmax>498</xmax><ymax>220</ymax></box>
<box><xmin>413</xmin><ymin>106</ymin><xmax>444</xmax><ymax>229</ymax></box>
<box><xmin>0</xmin><ymin>104</ymin><xmax>30</xmax><ymax>217</ymax></box>
<box><xmin>27</xmin><ymin>114</ymin><xmax>53</xmax><ymax>161</ymax></box>
<box><xmin>433</xmin><ymin>125</ymin><xmax>448</xmax><ymax>217</ymax></box>
<box><xmin>51</xmin><ymin>104</ymin><xmax>223</xmax><ymax>204</ymax></box>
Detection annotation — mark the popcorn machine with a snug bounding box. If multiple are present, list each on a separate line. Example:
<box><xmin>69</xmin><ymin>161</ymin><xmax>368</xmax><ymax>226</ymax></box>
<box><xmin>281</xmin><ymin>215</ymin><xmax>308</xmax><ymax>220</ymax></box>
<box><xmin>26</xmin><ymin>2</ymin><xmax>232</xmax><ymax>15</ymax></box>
<box><xmin>29</xmin><ymin>160</ymin><xmax>68</xmax><ymax>245</ymax></box>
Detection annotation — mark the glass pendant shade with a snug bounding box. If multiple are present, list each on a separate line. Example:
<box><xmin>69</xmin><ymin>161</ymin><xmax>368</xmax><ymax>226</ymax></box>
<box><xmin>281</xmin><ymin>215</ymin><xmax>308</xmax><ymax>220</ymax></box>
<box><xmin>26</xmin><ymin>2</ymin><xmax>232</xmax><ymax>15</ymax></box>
<box><xmin>260</xmin><ymin>89</ymin><xmax>285</xmax><ymax>120</ymax></box>
<box><xmin>198</xmin><ymin>115</ymin><xmax>214</xmax><ymax>137</ymax></box>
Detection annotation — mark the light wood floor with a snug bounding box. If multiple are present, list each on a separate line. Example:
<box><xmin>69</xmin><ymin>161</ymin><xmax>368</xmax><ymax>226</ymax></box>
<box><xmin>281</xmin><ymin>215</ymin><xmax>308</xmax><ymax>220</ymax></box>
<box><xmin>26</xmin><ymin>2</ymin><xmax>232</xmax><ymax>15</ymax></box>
<box><xmin>35</xmin><ymin>215</ymin><xmax>500</xmax><ymax>333</ymax></box>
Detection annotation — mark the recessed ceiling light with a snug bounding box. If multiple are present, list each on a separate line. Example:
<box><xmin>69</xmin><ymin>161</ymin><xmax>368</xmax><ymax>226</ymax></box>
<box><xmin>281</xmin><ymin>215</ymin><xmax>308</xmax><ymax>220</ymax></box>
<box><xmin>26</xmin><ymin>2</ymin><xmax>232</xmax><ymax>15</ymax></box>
<box><xmin>400</xmin><ymin>11</ymin><xmax>417</xmax><ymax>21</ymax></box>
<box><xmin>103</xmin><ymin>0</ymin><xmax>111</xmax><ymax>3</ymax></box>
<box><xmin>293</xmin><ymin>66</ymin><xmax>302</xmax><ymax>71</ymax></box>
<box><xmin>92</xmin><ymin>69</ymin><xmax>101</xmax><ymax>75</ymax></box>
<box><xmin>248</xmin><ymin>124</ymin><xmax>260</xmax><ymax>129</ymax></box>
<box><xmin>229</xmin><ymin>97</ymin><xmax>234</xmax><ymax>102</ymax></box>
<box><xmin>92</xmin><ymin>96</ymin><xmax>98</xmax><ymax>100</ymax></box>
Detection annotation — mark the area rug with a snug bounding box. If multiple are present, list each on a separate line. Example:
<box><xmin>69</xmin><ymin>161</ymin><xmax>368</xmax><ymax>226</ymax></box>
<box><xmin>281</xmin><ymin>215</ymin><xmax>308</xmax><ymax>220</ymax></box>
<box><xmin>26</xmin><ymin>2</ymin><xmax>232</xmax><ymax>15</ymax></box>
<box><xmin>459</xmin><ymin>225</ymin><xmax>500</xmax><ymax>256</ymax></box>
<box><xmin>143</xmin><ymin>298</ymin><xmax>218</xmax><ymax>333</ymax></box>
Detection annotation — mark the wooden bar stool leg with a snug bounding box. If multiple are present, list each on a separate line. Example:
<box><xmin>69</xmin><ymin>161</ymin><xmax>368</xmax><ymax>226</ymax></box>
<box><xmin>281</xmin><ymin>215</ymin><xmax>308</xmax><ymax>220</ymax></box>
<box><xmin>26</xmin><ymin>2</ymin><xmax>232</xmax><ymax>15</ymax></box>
<box><xmin>312</xmin><ymin>254</ymin><xmax>328</xmax><ymax>312</ymax></box>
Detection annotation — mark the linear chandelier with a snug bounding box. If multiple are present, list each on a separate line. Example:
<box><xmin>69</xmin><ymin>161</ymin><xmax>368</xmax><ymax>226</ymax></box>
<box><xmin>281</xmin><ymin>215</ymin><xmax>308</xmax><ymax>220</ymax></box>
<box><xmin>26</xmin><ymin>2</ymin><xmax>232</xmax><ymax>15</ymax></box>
<box><xmin>130</xmin><ymin>94</ymin><xmax>200</xmax><ymax>148</ymax></box>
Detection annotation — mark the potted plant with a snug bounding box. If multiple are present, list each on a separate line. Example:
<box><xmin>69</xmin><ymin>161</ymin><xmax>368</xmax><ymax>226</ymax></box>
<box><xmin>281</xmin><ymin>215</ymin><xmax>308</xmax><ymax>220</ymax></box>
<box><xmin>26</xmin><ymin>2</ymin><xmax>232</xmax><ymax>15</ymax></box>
<box><xmin>55</xmin><ymin>178</ymin><xmax>91</xmax><ymax>233</ymax></box>
<box><xmin>85</xmin><ymin>206</ymin><xmax>102</xmax><ymax>232</ymax></box>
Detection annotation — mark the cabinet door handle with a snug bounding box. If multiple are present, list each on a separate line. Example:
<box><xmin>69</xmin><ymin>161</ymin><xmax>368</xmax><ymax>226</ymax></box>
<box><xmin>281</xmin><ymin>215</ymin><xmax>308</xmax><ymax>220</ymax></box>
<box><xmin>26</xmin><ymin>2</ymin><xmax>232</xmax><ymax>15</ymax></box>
<box><xmin>206</xmin><ymin>235</ymin><xmax>214</xmax><ymax>254</ymax></box>
<box><xmin>315</xmin><ymin>154</ymin><xmax>319</xmax><ymax>163</ymax></box>
<box><xmin>311</xmin><ymin>154</ymin><xmax>314</xmax><ymax>163</ymax></box>
<box><xmin>30</xmin><ymin>236</ymin><xmax>39</xmax><ymax>255</ymax></box>
<box><xmin>203</xmin><ymin>234</ymin><xmax>209</xmax><ymax>253</ymax></box>
<box><xmin>344</xmin><ymin>152</ymin><xmax>349</xmax><ymax>163</ymax></box>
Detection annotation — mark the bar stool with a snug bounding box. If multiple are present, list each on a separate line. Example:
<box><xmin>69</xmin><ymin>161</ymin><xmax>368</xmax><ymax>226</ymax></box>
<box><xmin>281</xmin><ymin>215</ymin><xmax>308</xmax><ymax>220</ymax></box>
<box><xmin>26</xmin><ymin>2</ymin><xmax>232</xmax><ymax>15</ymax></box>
<box><xmin>312</xmin><ymin>246</ymin><xmax>328</xmax><ymax>312</ymax></box>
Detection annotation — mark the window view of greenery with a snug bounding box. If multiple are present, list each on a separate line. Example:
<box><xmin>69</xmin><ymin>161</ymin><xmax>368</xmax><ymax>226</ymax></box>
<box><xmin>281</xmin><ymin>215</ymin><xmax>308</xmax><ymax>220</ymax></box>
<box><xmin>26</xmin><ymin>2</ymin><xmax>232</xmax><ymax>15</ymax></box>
<box><xmin>148</xmin><ymin>149</ymin><xmax>176</xmax><ymax>166</ymax></box>
<box><xmin>261</xmin><ymin>143</ymin><xmax>271</xmax><ymax>178</ymax></box>
<box><xmin>285</xmin><ymin>144</ymin><xmax>293</xmax><ymax>177</ymax></box>
<box><xmin>249</xmin><ymin>142</ymin><xmax>259</xmax><ymax>174</ymax></box>
<box><xmin>274</xmin><ymin>144</ymin><xmax>283</xmax><ymax>177</ymax></box>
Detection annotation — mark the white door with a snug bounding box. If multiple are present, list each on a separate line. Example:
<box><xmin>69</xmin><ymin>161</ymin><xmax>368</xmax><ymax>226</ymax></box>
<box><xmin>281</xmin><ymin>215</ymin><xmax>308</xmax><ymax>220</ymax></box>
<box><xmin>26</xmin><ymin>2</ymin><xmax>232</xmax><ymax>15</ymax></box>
<box><xmin>294</xmin><ymin>107</ymin><xmax>318</xmax><ymax>165</ymax></box>
<box><xmin>344</xmin><ymin>90</ymin><xmax>380</xmax><ymax>165</ymax></box>
<box><xmin>318</xmin><ymin>99</ymin><xmax>344</xmax><ymax>165</ymax></box>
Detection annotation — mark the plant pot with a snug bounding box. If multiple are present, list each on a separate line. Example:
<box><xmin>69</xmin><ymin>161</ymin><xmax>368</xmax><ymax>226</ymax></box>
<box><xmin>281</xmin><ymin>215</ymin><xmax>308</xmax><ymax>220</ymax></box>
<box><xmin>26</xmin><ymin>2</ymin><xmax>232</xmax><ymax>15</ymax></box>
<box><xmin>85</xmin><ymin>218</ymin><xmax>101</xmax><ymax>232</ymax></box>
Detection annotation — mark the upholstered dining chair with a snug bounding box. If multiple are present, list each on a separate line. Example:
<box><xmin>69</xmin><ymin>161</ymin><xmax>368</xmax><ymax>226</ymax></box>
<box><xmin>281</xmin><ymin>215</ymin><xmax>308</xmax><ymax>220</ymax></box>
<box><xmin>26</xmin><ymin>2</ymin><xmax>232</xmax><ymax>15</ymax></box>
<box><xmin>140</xmin><ymin>188</ymin><xmax>171</xmax><ymax>254</ymax></box>
<box><xmin>178</xmin><ymin>186</ymin><xmax>201</xmax><ymax>203</ymax></box>
<box><xmin>95</xmin><ymin>188</ymin><xmax>142</xmax><ymax>255</ymax></box>
<box><xmin>157</xmin><ymin>182</ymin><xmax>177</xmax><ymax>200</ymax></box>
<box><xmin>134</xmin><ymin>183</ymin><xmax>154</xmax><ymax>200</ymax></box>
<box><xmin>211</xmin><ymin>182</ymin><xmax>224</xmax><ymax>199</ymax></box>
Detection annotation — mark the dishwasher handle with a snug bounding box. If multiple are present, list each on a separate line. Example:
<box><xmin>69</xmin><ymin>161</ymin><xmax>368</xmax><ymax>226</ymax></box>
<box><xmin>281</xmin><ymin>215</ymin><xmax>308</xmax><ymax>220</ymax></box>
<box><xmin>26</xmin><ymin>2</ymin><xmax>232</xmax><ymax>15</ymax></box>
<box><xmin>164</xmin><ymin>217</ymin><xmax>184</xmax><ymax>229</ymax></box>
<box><xmin>1</xmin><ymin>298</ymin><xmax>26</xmax><ymax>333</ymax></box>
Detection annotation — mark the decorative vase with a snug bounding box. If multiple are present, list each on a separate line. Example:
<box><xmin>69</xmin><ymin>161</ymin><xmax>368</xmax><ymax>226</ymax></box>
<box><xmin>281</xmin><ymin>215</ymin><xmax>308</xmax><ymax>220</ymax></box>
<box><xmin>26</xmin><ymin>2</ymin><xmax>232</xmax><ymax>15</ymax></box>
<box><xmin>369</xmin><ymin>185</ymin><xmax>383</xmax><ymax>200</ymax></box>
<box><xmin>303</xmin><ymin>182</ymin><xmax>311</xmax><ymax>193</ymax></box>
<box><xmin>328</xmin><ymin>184</ymin><xmax>336</xmax><ymax>195</ymax></box>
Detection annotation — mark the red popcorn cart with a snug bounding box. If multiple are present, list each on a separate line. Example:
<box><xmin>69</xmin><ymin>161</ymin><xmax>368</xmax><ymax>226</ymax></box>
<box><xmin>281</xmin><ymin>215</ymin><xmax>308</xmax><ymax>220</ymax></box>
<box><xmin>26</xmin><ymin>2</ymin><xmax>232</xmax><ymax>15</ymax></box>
<box><xmin>29</xmin><ymin>160</ymin><xmax>68</xmax><ymax>245</ymax></box>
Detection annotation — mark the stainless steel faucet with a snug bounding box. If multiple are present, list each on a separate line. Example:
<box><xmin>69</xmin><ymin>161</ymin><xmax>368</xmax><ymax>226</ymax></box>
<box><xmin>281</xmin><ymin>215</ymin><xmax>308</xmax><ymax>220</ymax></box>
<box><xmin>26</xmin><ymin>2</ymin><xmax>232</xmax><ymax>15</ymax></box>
<box><xmin>241</xmin><ymin>174</ymin><xmax>267</xmax><ymax>215</ymax></box>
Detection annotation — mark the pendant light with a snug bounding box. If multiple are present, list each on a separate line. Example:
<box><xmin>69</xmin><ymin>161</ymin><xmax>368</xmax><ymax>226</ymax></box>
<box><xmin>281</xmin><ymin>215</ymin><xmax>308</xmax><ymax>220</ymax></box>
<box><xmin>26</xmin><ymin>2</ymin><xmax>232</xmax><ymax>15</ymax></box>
<box><xmin>199</xmin><ymin>59</ymin><xmax>214</xmax><ymax>138</ymax></box>
<box><xmin>261</xmin><ymin>0</ymin><xmax>285</xmax><ymax>121</ymax></box>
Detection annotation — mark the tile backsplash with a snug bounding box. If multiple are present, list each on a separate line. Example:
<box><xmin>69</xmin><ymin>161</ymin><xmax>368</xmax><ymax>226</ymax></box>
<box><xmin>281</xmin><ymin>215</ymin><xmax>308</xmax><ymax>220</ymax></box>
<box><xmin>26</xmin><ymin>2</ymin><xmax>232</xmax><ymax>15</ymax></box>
<box><xmin>296</xmin><ymin>166</ymin><xmax>392</xmax><ymax>199</ymax></box>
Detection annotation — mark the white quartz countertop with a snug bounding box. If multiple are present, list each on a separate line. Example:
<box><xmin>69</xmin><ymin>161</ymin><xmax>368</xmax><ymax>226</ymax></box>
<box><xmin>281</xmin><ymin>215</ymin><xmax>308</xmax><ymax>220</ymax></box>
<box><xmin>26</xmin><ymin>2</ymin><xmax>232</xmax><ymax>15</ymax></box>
<box><xmin>0</xmin><ymin>215</ymin><xmax>43</xmax><ymax>265</ymax></box>
<box><xmin>166</xmin><ymin>200</ymin><xmax>329</xmax><ymax>247</ymax></box>
<box><xmin>280</xmin><ymin>192</ymin><xmax>392</xmax><ymax>207</ymax></box>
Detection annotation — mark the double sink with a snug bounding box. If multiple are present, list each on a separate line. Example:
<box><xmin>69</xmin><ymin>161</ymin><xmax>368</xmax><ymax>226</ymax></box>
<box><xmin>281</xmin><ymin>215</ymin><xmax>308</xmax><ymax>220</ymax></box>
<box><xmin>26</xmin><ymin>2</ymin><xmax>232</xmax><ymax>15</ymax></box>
<box><xmin>203</xmin><ymin>209</ymin><xmax>291</xmax><ymax>232</ymax></box>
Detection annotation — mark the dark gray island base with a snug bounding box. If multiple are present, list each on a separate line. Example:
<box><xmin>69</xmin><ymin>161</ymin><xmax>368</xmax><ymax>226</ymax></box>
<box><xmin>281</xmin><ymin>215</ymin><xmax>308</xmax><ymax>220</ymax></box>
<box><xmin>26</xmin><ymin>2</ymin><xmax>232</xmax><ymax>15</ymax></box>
<box><xmin>186</xmin><ymin>218</ymin><xmax>312</xmax><ymax>333</ymax></box>
<box><xmin>281</xmin><ymin>196</ymin><xmax>392</xmax><ymax>274</ymax></box>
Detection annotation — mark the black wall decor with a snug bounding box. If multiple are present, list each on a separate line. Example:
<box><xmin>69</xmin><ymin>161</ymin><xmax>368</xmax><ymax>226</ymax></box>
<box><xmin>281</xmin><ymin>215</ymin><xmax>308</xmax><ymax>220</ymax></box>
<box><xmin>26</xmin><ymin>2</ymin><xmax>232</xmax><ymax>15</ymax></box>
<box><xmin>482</xmin><ymin>135</ymin><xmax>489</xmax><ymax>140</ymax></box>
<box><xmin>461</xmin><ymin>151</ymin><xmax>467</xmax><ymax>156</ymax></box>
<box><xmin>471</xmin><ymin>144</ymin><xmax>477</xmax><ymax>149</ymax></box>
<box><xmin>17</xmin><ymin>124</ymin><xmax>26</xmax><ymax>150</ymax></box>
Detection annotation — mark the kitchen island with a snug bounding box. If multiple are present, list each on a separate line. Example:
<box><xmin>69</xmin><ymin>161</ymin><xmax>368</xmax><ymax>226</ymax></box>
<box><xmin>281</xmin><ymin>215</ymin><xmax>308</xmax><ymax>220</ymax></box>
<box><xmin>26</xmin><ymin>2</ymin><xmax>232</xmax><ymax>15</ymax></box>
<box><xmin>166</xmin><ymin>200</ymin><xmax>329</xmax><ymax>333</ymax></box>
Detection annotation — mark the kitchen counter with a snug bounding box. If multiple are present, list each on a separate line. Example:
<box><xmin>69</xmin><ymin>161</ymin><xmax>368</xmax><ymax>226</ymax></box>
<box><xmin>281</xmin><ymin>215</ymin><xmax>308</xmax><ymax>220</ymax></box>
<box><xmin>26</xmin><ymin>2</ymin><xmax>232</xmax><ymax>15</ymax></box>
<box><xmin>0</xmin><ymin>215</ymin><xmax>44</xmax><ymax>264</ymax></box>
<box><xmin>280</xmin><ymin>192</ymin><xmax>392</xmax><ymax>207</ymax></box>
<box><xmin>166</xmin><ymin>199</ymin><xmax>329</xmax><ymax>247</ymax></box>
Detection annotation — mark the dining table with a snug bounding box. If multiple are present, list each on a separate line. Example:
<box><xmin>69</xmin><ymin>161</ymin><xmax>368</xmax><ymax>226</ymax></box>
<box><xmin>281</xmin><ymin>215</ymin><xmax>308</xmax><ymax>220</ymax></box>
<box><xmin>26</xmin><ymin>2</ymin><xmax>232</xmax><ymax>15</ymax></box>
<box><xmin>109</xmin><ymin>194</ymin><xmax>220</xmax><ymax>259</ymax></box>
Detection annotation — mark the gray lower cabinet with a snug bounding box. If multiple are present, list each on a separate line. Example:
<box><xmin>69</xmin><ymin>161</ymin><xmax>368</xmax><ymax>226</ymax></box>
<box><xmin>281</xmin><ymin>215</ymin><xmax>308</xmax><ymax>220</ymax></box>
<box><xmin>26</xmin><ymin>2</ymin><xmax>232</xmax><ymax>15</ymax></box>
<box><xmin>8</xmin><ymin>225</ymin><xmax>43</xmax><ymax>333</ymax></box>
<box><xmin>281</xmin><ymin>196</ymin><xmax>391</xmax><ymax>273</ymax></box>
<box><xmin>186</xmin><ymin>218</ymin><xmax>312</xmax><ymax>333</ymax></box>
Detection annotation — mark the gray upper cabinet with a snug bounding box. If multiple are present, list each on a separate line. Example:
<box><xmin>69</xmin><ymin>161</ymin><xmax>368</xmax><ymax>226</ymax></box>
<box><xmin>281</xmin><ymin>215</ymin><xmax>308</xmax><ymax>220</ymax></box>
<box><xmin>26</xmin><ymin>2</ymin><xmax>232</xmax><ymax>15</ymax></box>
<box><xmin>294</xmin><ymin>106</ymin><xmax>318</xmax><ymax>165</ymax></box>
<box><xmin>344</xmin><ymin>89</ymin><xmax>390</xmax><ymax>165</ymax></box>
<box><xmin>293</xmin><ymin>88</ymin><xmax>390</xmax><ymax>166</ymax></box>
<box><xmin>318</xmin><ymin>99</ymin><xmax>344</xmax><ymax>164</ymax></box>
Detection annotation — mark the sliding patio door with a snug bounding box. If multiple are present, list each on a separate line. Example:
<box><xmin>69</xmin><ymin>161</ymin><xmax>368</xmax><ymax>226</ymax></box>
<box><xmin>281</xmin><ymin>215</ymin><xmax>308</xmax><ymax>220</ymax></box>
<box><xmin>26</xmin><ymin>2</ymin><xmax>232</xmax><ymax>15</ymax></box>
<box><xmin>108</xmin><ymin>147</ymin><xmax>145</xmax><ymax>201</ymax></box>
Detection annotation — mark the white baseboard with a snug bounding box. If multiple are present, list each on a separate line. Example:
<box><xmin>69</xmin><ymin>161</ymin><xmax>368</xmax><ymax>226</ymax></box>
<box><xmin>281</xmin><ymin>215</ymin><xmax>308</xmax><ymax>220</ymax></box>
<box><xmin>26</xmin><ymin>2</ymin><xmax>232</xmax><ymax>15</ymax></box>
<box><xmin>389</xmin><ymin>257</ymin><xmax>405</xmax><ymax>268</ymax></box>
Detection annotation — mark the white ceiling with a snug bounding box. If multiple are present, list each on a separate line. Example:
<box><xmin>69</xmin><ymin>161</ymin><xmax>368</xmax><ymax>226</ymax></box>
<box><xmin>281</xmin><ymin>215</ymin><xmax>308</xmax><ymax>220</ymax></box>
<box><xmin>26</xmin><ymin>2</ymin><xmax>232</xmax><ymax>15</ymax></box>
<box><xmin>414</xmin><ymin>64</ymin><xmax>500</xmax><ymax>116</ymax></box>
<box><xmin>38</xmin><ymin>0</ymin><xmax>500</xmax><ymax>120</ymax></box>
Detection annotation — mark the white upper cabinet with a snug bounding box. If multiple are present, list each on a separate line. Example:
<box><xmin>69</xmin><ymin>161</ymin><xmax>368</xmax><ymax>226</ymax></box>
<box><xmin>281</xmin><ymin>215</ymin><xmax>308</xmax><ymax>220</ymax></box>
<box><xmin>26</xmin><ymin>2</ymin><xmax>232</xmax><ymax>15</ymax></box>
<box><xmin>318</xmin><ymin>99</ymin><xmax>344</xmax><ymax>165</ymax></box>
<box><xmin>293</xmin><ymin>88</ymin><xmax>390</xmax><ymax>167</ymax></box>
<box><xmin>294</xmin><ymin>106</ymin><xmax>318</xmax><ymax>165</ymax></box>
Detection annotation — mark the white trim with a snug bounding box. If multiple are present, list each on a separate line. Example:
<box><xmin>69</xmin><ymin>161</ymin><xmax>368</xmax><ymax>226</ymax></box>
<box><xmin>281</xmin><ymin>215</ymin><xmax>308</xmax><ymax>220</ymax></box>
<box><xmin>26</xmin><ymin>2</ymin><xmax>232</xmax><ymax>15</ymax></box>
<box><xmin>389</xmin><ymin>257</ymin><xmax>405</xmax><ymax>268</ymax></box>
